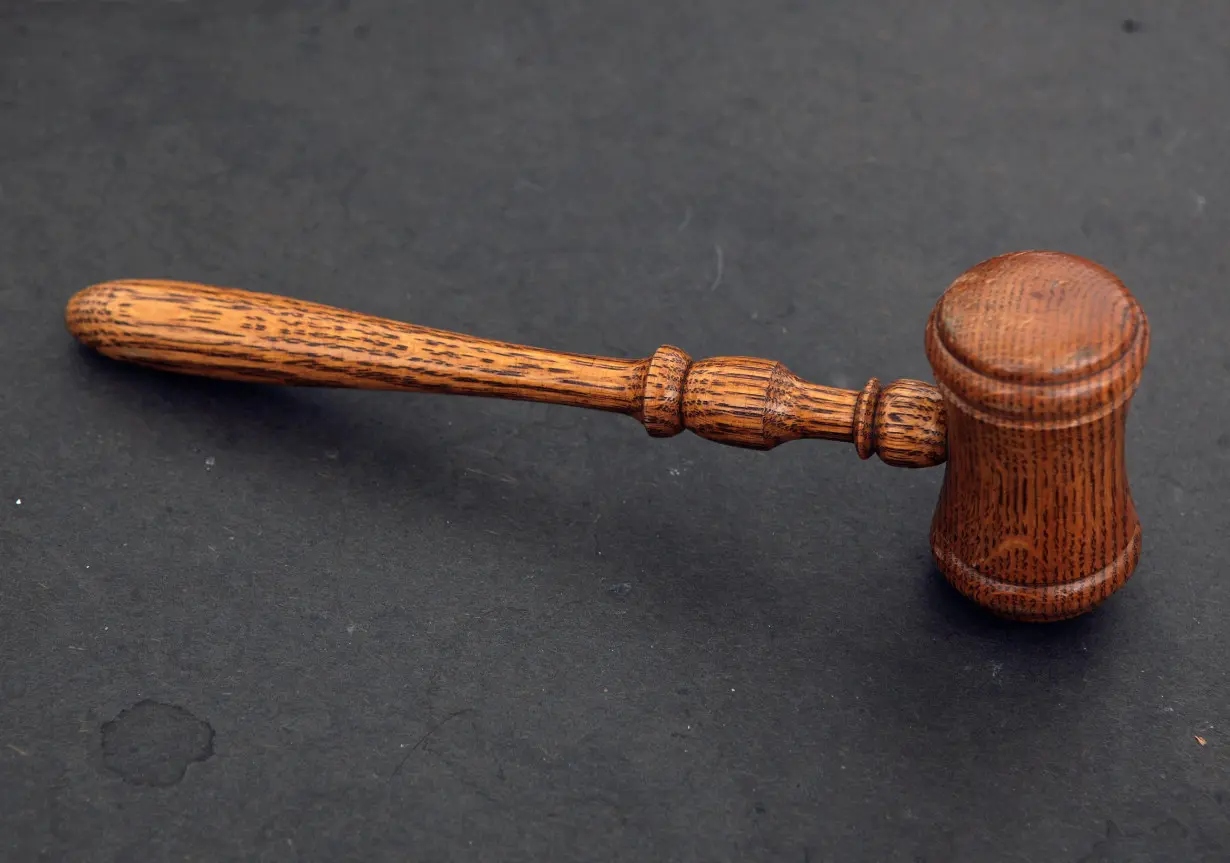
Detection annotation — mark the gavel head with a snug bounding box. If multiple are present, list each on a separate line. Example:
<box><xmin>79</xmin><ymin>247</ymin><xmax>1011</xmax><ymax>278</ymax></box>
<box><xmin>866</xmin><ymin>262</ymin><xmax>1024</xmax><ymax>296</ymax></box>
<box><xmin>925</xmin><ymin>251</ymin><xmax>1150</xmax><ymax>622</ymax></box>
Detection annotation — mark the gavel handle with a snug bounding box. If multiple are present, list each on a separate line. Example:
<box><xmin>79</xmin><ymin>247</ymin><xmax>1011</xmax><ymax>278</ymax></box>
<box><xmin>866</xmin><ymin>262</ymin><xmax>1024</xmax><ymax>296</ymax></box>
<box><xmin>65</xmin><ymin>279</ymin><xmax>947</xmax><ymax>467</ymax></box>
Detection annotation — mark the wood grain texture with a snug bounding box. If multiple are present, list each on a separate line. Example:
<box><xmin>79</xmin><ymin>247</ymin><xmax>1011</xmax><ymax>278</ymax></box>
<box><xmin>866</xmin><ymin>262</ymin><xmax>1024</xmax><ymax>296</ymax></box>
<box><xmin>924</xmin><ymin>251</ymin><xmax>1150</xmax><ymax>622</ymax></box>
<box><xmin>65</xmin><ymin>252</ymin><xmax>1149</xmax><ymax>623</ymax></box>
<box><xmin>65</xmin><ymin>279</ymin><xmax>947</xmax><ymax>466</ymax></box>
<box><xmin>874</xmin><ymin>379</ymin><xmax>948</xmax><ymax>469</ymax></box>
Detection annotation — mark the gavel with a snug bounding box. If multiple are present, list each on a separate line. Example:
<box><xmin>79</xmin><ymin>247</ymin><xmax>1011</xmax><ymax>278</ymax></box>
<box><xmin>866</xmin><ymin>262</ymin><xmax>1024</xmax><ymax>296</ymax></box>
<box><xmin>65</xmin><ymin>250</ymin><xmax>1150</xmax><ymax>623</ymax></box>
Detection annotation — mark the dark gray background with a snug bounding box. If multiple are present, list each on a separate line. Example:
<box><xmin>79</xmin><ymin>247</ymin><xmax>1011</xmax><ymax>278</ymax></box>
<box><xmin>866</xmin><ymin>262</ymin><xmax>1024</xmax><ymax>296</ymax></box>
<box><xmin>2</xmin><ymin>2</ymin><xmax>1228</xmax><ymax>861</ymax></box>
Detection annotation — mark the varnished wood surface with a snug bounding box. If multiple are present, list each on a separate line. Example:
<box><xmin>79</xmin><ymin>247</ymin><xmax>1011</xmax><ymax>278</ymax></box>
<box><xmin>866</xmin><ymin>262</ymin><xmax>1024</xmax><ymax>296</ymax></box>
<box><xmin>65</xmin><ymin>250</ymin><xmax>1150</xmax><ymax>623</ymax></box>
<box><xmin>924</xmin><ymin>251</ymin><xmax>1150</xmax><ymax>622</ymax></box>
<box><xmin>65</xmin><ymin>279</ymin><xmax>947</xmax><ymax>467</ymax></box>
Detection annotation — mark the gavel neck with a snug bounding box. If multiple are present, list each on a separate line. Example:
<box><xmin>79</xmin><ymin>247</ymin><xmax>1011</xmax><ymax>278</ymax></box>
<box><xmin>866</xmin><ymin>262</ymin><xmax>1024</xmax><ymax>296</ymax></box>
<box><xmin>639</xmin><ymin>349</ymin><xmax>946</xmax><ymax>467</ymax></box>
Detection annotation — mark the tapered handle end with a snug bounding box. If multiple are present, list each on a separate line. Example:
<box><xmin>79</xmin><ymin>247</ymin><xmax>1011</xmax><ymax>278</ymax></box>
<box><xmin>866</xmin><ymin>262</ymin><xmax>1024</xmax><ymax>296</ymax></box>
<box><xmin>65</xmin><ymin>282</ymin><xmax>119</xmax><ymax>352</ymax></box>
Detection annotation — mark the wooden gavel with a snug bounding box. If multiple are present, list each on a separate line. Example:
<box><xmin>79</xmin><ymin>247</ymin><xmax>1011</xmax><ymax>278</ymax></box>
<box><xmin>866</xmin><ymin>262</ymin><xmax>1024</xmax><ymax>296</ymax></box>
<box><xmin>65</xmin><ymin>250</ymin><xmax>1150</xmax><ymax>622</ymax></box>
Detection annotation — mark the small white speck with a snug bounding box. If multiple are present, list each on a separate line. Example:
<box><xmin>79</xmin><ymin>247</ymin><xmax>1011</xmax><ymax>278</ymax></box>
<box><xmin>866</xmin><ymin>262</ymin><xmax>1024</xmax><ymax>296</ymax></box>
<box><xmin>205</xmin><ymin>456</ymin><xmax>216</xmax><ymax>470</ymax></box>
<box><xmin>85</xmin><ymin>565</ymin><xmax>90</xmax><ymax>569</ymax></box>
<box><xmin>400</xmin><ymin>743</ymin><xmax>406</xmax><ymax>748</ymax></box>
<box><xmin>15</xmin><ymin>499</ymin><xmax>20</xmax><ymax>505</ymax></box>
<box><xmin>1193</xmin><ymin>192</ymin><xmax>1207</xmax><ymax>215</ymax></box>
<box><xmin>731</xmin><ymin>688</ymin><xmax>735</xmax><ymax>692</ymax></box>
<box><xmin>346</xmin><ymin>623</ymin><xmax>356</xmax><ymax>634</ymax></box>
<box><xmin>668</xmin><ymin>467</ymin><xmax>681</xmax><ymax>477</ymax></box>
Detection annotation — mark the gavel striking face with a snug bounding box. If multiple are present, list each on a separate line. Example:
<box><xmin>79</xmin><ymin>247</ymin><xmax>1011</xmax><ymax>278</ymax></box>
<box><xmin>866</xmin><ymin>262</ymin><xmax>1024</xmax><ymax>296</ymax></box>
<box><xmin>65</xmin><ymin>250</ymin><xmax>1150</xmax><ymax>622</ymax></box>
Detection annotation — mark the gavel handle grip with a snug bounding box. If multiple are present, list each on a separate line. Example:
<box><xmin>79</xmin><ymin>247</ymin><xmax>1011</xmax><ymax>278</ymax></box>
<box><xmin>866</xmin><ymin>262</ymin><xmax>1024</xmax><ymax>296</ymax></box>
<box><xmin>65</xmin><ymin>279</ymin><xmax>947</xmax><ymax>467</ymax></box>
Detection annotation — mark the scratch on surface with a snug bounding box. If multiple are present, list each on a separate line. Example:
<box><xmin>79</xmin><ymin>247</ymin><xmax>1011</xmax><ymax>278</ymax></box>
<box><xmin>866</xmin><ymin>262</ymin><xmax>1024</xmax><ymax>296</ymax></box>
<box><xmin>392</xmin><ymin>709</ymin><xmax>474</xmax><ymax>777</ymax></box>
<box><xmin>464</xmin><ymin>467</ymin><xmax>518</xmax><ymax>484</ymax></box>
<box><xmin>339</xmin><ymin>166</ymin><xmax>367</xmax><ymax>221</ymax></box>
<box><xmin>6</xmin><ymin>744</ymin><xmax>28</xmax><ymax>756</ymax></box>
<box><xmin>677</xmin><ymin>207</ymin><xmax>692</xmax><ymax>232</ymax></box>
<box><xmin>709</xmin><ymin>243</ymin><xmax>724</xmax><ymax>291</ymax></box>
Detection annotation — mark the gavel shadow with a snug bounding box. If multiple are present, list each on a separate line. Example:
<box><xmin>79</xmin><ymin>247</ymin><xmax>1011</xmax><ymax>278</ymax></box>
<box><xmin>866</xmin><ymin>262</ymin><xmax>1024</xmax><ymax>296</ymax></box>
<box><xmin>70</xmin><ymin>346</ymin><xmax>782</xmax><ymax>614</ymax></box>
<box><xmin>74</xmin><ymin>345</ymin><xmax>1132</xmax><ymax>630</ymax></box>
<box><xmin>844</xmin><ymin>555</ymin><xmax>1127</xmax><ymax>781</ymax></box>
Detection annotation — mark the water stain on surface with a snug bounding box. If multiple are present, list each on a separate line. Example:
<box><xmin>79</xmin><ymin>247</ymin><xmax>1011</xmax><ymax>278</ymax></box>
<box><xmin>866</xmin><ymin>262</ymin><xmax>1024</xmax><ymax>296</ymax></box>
<box><xmin>101</xmin><ymin>700</ymin><xmax>214</xmax><ymax>787</ymax></box>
